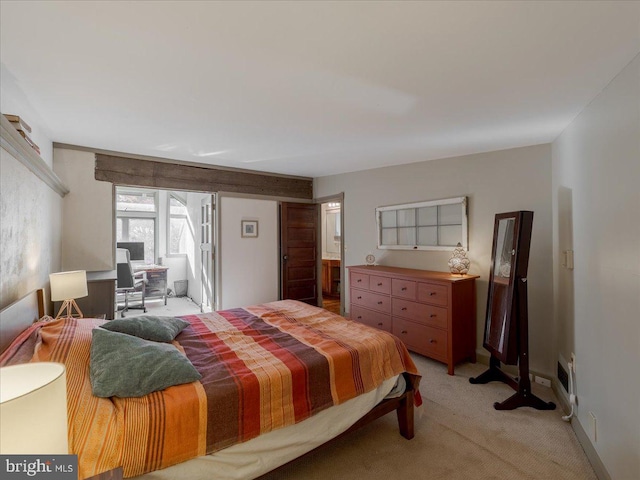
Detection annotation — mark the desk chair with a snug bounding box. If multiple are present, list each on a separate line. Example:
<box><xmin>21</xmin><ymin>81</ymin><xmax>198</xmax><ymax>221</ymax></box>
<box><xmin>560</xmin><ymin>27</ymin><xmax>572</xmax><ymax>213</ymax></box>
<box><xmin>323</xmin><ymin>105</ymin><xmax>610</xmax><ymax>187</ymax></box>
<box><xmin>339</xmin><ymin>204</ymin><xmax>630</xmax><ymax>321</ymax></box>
<box><xmin>116</xmin><ymin>248</ymin><xmax>147</xmax><ymax>317</ymax></box>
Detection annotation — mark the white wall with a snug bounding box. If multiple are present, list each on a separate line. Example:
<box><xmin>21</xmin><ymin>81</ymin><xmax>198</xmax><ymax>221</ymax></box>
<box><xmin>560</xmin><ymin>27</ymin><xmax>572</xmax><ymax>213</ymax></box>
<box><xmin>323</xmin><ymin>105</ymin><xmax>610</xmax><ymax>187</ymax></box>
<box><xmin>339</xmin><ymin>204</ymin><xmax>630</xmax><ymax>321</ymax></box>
<box><xmin>218</xmin><ymin>195</ymin><xmax>279</xmax><ymax>309</ymax></box>
<box><xmin>1</xmin><ymin>71</ymin><xmax>62</xmax><ymax>310</ymax></box>
<box><xmin>315</xmin><ymin>144</ymin><xmax>554</xmax><ymax>375</ymax></box>
<box><xmin>1</xmin><ymin>63</ymin><xmax>54</xmax><ymax>169</ymax></box>
<box><xmin>552</xmin><ymin>55</ymin><xmax>640</xmax><ymax>480</ymax></box>
<box><xmin>53</xmin><ymin>148</ymin><xmax>113</xmax><ymax>271</ymax></box>
<box><xmin>0</xmin><ymin>149</ymin><xmax>63</xmax><ymax>309</ymax></box>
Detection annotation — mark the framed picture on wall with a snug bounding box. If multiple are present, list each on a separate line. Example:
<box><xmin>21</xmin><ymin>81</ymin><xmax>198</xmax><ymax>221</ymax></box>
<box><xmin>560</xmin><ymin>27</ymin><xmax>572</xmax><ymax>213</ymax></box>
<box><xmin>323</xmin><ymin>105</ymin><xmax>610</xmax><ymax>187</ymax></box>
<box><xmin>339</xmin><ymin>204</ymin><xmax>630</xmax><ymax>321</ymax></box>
<box><xmin>241</xmin><ymin>220</ymin><xmax>258</xmax><ymax>238</ymax></box>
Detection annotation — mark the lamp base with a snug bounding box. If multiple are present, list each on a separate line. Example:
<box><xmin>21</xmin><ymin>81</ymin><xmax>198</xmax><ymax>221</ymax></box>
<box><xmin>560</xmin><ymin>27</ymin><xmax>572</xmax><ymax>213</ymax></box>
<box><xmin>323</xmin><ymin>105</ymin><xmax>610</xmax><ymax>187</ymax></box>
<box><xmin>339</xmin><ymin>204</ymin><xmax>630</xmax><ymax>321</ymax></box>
<box><xmin>55</xmin><ymin>299</ymin><xmax>84</xmax><ymax>320</ymax></box>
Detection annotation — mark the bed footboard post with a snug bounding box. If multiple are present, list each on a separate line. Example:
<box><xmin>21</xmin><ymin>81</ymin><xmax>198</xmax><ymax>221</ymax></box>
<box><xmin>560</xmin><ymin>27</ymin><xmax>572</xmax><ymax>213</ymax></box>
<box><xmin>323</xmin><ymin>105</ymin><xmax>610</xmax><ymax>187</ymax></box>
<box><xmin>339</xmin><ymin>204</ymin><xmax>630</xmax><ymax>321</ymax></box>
<box><xmin>397</xmin><ymin>389</ymin><xmax>414</xmax><ymax>440</ymax></box>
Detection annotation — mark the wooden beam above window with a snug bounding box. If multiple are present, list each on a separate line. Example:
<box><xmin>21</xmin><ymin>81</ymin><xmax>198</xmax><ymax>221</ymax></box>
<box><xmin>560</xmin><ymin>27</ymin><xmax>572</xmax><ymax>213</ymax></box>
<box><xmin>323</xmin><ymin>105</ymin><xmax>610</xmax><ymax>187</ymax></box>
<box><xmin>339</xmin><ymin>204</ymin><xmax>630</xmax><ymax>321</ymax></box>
<box><xmin>95</xmin><ymin>154</ymin><xmax>313</xmax><ymax>200</ymax></box>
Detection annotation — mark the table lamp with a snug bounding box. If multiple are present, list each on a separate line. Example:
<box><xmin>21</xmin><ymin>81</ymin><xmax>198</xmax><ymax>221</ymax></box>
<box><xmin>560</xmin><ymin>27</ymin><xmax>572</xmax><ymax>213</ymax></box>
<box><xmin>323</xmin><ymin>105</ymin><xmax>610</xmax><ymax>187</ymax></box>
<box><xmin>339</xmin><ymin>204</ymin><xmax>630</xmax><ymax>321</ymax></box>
<box><xmin>448</xmin><ymin>242</ymin><xmax>470</xmax><ymax>275</ymax></box>
<box><xmin>0</xmin><ymin>362</ymin><xmax>68</xmax><ymax>454</ymax></box>
<box><xmin>50</xmin><ymin>270</ymin><xmax>88</xmax><ymax>319</ymax></box>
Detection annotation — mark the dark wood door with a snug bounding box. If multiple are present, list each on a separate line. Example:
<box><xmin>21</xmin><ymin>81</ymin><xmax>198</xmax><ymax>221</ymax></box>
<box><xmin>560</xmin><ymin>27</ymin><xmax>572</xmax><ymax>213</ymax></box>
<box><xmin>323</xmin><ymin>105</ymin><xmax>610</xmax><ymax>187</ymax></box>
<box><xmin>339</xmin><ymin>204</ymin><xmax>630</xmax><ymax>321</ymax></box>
<box><xmin>280</xmin><ymin>202</ymin><xmax>319</xmax><ymax>305</ymax></box>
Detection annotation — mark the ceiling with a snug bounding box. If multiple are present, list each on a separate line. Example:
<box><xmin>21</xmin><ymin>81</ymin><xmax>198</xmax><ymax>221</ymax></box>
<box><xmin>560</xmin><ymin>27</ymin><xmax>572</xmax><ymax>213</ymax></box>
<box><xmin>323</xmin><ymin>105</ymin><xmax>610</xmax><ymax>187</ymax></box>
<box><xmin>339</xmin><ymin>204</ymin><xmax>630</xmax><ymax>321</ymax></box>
<box><xmin>1</xmin><ymin>1</ymin><xmax>639</xmax><ymax>178</ymax></box>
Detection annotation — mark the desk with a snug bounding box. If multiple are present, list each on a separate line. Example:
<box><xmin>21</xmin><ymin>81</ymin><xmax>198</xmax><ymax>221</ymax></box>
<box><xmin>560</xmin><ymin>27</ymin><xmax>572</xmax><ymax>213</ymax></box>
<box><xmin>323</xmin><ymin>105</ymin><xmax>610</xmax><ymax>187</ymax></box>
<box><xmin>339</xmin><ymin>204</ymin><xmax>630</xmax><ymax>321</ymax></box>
<box><xmin>134</xmin><ymin>265</ymin><xmax>169</xmax><ymax>305</ymax></box>
<box><xmin>54</xmin><ymin>270</ymin><xmax>117</xmax><ymax>320</ymax></box>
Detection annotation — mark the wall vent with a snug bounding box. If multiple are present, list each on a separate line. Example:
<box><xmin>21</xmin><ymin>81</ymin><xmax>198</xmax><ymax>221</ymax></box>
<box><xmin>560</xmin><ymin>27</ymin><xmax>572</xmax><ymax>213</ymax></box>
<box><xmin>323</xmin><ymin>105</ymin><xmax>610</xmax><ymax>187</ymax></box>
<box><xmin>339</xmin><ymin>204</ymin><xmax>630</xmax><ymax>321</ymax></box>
<box><xmin>557</xmin><ymin>361</ymin><xmax>569</xmax><ymax>392</ymax></box>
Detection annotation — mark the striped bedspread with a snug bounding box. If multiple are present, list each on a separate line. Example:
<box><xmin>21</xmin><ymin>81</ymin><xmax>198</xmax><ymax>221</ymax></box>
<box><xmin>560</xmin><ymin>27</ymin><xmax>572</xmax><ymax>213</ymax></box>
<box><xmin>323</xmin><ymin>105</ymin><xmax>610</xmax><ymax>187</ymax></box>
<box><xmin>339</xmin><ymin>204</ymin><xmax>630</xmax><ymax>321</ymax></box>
<box><xmin>1</xmin><ymin>300</ymin><xmax>420</xmax><ymax>479</ymax></box>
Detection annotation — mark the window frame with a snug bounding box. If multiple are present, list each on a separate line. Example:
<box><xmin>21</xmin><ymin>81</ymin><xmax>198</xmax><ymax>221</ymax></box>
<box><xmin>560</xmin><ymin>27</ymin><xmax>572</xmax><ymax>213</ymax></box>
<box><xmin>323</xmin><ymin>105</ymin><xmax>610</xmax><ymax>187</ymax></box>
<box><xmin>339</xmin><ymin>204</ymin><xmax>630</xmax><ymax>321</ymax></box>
<box><xmin>115</xmin><ymin>187</ymin><xmax>159</xmax><ymax>263</ymax></box>
<box><xmin>375</xmin><ymin>196</ymin><xmax>468</xmax><ymax>251</ymax></box>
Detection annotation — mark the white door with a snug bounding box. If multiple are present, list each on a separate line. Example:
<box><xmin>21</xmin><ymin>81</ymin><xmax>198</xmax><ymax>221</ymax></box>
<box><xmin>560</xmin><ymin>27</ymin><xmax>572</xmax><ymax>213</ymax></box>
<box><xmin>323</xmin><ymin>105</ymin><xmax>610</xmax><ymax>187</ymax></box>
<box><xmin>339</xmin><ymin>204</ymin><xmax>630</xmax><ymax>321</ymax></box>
<box><xmin>200</xmin><ymin>195</ymin><xmax>215</xmax><ymax>312</ymax></box>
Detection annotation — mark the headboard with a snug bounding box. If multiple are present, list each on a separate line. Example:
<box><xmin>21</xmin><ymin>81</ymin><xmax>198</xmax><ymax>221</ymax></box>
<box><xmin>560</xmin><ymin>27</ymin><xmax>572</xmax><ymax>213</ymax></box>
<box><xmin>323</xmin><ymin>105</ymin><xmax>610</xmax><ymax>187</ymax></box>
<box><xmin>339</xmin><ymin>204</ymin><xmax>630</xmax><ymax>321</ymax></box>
<box><xmin>0</xmin><ymin>288</ymin><xmax>45</xmax><ymax>354</ymax></box>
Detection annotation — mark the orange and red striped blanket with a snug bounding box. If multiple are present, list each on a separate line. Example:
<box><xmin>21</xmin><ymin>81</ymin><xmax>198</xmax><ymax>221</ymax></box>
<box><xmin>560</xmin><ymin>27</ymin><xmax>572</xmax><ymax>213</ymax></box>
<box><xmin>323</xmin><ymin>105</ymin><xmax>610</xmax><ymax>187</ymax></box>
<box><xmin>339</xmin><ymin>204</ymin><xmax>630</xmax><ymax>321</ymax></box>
<box><xmin>1</xmin><ymin>300</ymin><xmax>420</xmax><ymax>479</ymax></box>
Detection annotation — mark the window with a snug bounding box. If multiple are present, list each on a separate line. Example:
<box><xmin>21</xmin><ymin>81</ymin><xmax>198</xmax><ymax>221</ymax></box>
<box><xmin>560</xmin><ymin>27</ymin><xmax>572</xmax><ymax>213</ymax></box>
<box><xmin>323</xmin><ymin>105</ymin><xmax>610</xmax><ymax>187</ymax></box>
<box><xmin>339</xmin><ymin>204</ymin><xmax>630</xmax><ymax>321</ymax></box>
<box><xmin>168</xmin><ymin>193</ymin><xmax>188</xmax><ymax>255</ymax></box>
<box><xmin>116</xmin><ymin>188</ymin><xmax>157</xmax><ymax>263</ymax></box>
<box><xmin>376</xmin><ymin>197</ymin><xmax>468</xmax><ymax>251</ymax></box>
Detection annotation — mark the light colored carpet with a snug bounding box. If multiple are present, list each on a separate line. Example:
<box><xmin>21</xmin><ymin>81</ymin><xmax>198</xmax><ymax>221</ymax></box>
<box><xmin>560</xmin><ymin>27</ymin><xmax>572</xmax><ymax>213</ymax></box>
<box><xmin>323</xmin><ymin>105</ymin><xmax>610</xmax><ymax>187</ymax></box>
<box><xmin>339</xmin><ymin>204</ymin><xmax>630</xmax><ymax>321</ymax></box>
<box><xmin>260</xmin><ymin>354</ymin><xmax>597</xmax><ymax>480</ymax></box>
<box><xmin>119</xmin><ymin>296</ymin><xmax>205</xmax><ymax>318</ymax></box>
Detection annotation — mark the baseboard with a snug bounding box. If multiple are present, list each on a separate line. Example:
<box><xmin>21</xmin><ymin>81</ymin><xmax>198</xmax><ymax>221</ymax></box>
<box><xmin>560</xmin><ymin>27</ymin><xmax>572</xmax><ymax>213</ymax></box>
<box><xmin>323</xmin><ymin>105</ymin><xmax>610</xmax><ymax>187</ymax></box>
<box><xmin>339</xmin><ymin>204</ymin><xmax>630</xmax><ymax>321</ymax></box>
<box><xmin>571</xmin><ymin>416</ymin><xmax>612</xmax><ymax>480</ymax></box>
<box><xmin>551</xmin><ymin>377</ymin><xmax>570</xmax><ymax>415</ymax></box>
<box><xmin>552</xmin><ymin>382</ymin><xmax>611</xmax><ymax>480</ymax></box>
<box><xmin>474</xmin><ymin>351</ymin><xmax>610</xmax><ymax>480</ymax></box>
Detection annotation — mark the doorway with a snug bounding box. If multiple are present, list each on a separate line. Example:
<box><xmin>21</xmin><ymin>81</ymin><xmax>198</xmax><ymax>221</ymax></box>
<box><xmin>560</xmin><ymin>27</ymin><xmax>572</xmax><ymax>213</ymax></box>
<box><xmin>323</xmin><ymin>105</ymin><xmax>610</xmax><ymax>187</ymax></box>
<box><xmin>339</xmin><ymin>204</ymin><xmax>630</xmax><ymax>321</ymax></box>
<box><xmin>279</xmin><ymin>198</ymin><xmax>344</xmax><ymax>315</ymax></box>
<box><xmin>320</xmin><ymin>199</ymin><xmax>343</xmax><ymax>315</ymax></box>
<box><xmin>280</xmin><ymin>202</ymin><xmax>319</xmax><ymax>306</ymax></box>
<box><xmin>114</xmin><ymin>186</ymin><xmax>215</xmax><ymax>316</ymax></box>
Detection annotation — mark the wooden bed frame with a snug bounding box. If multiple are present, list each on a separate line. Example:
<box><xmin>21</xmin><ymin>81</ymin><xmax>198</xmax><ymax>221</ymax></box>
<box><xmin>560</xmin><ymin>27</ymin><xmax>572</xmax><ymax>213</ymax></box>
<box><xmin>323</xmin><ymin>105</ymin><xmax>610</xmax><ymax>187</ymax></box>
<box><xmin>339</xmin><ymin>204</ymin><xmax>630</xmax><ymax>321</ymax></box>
<box><xmin>0</xmin><ymin>288</ymin><xmax>415</xmax><ymax>477</ymax></box>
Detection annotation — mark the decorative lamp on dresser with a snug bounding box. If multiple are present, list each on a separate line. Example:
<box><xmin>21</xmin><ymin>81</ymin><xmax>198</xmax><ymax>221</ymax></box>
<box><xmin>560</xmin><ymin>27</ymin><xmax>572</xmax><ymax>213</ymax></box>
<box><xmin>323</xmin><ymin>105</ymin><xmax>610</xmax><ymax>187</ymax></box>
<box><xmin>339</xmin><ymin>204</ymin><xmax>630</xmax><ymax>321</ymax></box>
<box><xmin>348</xmin><ymin>265</ymin><xmax>479</xmax><ymax>375</ymax></box>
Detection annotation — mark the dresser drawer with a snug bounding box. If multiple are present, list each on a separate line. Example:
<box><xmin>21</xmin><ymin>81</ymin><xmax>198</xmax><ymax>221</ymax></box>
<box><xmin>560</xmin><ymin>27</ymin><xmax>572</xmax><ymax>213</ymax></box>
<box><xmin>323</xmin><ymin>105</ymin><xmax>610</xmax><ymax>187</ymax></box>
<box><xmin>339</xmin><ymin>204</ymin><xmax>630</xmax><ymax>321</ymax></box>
<box><xmin>350</xmin><ymin>272</ymin><xmax>369</xmax><ymax>289</ymax></box>
<box><xmin>392</xmin><ymin>298</ymin><xmax>448</xmax><ymax>329</ymax></box>
<box><xmin>392</xmin><ymin>279</ymin><xmax>416</xmax><ymax>299</ymax></box>
<box><xmin>393</xmin><ymin>318</ymin><xmax>448</xmax><ymax>360</ymax></box>
<box><xmin>351</xmin><ymin>305</ymin><xmax>392</xmax><ymax>332</ymax></box>
<box><xmin>145</xmin><ymin>270</ymin><xmax>167</xmax><ymax>297</ymax></box>
<box><xmin>350</xmin><ymin>289</ymin><xmax>391</xmax><ymax>313</ymax></box>
<box><xmin>369</xmin><ymin>275</ymin><xmax>391</xmax><ymax>294</ymax></box>
<box><xmin>348</xmin><ymin>265</ymin><xmax>478</xmax><ymax>376</ymax></box>
<box><xmin>417</xmin><ymin>282</ymin><xmax>448</xmax><ymax>307</ymax></box>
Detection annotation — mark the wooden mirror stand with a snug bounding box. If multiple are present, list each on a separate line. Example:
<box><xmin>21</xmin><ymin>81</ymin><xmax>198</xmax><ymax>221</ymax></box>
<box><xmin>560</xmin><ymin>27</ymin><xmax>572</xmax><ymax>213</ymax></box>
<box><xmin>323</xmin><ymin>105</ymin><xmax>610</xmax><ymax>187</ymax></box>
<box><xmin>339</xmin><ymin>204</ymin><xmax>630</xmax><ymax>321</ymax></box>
<box><xmin>470</xmin><ymin>211</ymin><xmax>555</xmax><ymax>411</ymax></box>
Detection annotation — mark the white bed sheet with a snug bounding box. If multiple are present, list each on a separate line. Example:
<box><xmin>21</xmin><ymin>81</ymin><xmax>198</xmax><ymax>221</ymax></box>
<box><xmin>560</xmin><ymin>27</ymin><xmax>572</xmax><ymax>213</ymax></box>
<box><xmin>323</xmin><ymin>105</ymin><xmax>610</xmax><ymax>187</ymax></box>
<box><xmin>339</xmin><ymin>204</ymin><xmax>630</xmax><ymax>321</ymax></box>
<box><xmin>132</xmin><ymin>375</ymin><xmax>399</xmax><ymax>480</ymax></box>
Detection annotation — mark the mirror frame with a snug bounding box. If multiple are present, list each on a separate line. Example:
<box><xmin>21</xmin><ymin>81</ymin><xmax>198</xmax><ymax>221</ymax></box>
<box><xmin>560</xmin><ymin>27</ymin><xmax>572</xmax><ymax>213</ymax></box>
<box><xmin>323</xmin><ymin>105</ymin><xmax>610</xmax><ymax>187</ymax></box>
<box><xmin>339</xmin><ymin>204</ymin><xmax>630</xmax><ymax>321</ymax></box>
<box><xmin>483</xmin><ymin>211</ymin><xmax>534</xmax><ymax>365</ymax></box>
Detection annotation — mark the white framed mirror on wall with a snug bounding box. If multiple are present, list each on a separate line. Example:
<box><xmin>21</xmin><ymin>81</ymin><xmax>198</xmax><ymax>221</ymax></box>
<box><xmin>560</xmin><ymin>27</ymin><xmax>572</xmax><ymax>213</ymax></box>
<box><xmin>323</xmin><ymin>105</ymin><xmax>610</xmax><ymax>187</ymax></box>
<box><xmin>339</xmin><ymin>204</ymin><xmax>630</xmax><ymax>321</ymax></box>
<box><xmin>375</xmin><ymin>196</ymin><xmax>468</xmax><ymax>251</ymax></box>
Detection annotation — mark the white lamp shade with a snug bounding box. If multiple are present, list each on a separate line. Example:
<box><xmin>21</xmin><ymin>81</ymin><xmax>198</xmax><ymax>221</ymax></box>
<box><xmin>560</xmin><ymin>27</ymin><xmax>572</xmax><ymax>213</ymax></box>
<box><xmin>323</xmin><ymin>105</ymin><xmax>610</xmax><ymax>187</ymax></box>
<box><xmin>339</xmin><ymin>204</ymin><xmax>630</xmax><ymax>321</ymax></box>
<box><xmin>0</xmin><ymin>362</ymin><xmax>69</xmax><ymax>454</ymax></box>
<box><xmin>49</xmin><ymin>270</ymin><xmax>88</xmax><ymax>301</ymax></box>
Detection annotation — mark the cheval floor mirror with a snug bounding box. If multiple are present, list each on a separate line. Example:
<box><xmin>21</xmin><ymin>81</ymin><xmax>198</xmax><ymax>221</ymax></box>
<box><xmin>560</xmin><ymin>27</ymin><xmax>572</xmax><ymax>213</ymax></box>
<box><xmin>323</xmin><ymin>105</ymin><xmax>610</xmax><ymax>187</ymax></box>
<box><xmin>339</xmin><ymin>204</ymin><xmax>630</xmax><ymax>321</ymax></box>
<box><xmin>470</xmin><ymin>211</ymin><xmax>555</xmax><ymax>411</ymax></box>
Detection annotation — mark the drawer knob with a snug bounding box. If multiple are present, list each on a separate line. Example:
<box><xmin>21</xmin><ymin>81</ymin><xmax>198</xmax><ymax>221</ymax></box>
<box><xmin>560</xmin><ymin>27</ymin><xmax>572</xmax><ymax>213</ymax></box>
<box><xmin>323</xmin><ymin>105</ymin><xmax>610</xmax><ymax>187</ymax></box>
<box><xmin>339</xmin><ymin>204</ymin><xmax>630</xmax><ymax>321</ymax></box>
<box><xmin>377</xmin><ymin>322</ymin><xmax>383</xmax><ymax>326</ymax></box>
<box><xmin>429</xmin><ymin>339</ymin><xmax>436</xmax><ymax>344</ymax></box>
<box><xmin>401</xmin><ymin>330</ymin><xmax>408</xmax><ymax>334</ymax></box>
<box><xmin>430</xmin><ymin>314</ymin><xmax>436</xmax><ymax>318</ymax></box>
<box><xmin>401</xmin><ymin>307</ymin><xmax>407</xmax><ymax>311</ymax></box>
<box><xmin>377</xmin><ymin>301</ymin><xmax>383</xmax><ymax>305</ymax></box>
<box><xmin>357</xmin><ymin>296</ymin><xmax>362</xmax><ymax>299</ymax></box>
<box><xmin>377</xmin><ymin>282</ymin><xmax>382</xmax><ymax>286</ymax></box>
<box><xmin>430</xmin><ymin>292</ymin><xmax>436</xmax><ymax>296</ymax></box>
<box><xmin>357</xmin><ymin>279</ymin><xmax>362</xmax><ymax>282</ymax></box>
<box><xmin>357</xmin><ymin>316</ymin><xmax>362</xmax><ymax>319</ymax></box>
<box><xmin>401</xmin><ymin>287</ymin><xmax>407</xmax><ymax>291</ymax></box>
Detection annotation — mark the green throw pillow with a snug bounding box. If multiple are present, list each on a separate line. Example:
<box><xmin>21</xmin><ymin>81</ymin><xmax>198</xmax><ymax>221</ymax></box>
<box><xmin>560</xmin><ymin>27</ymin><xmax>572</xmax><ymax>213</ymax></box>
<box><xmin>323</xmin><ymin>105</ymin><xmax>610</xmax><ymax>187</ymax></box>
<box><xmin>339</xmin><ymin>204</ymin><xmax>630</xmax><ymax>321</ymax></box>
<box><xmin>90</xmin><ymin>328</ymin><xmax>202</xmax><ymax>398</ymax></box>
<box><xmin>101</xmin><ymin>315</ymin><xmax>190</xmax><ymax>342</ymax></box>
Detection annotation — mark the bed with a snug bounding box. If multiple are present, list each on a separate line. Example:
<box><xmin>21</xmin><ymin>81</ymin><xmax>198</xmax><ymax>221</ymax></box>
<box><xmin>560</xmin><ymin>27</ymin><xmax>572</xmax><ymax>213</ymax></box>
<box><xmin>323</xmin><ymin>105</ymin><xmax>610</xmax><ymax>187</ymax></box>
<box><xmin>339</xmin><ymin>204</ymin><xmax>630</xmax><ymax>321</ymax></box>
<box><xmin>0</xmin><ymin>289</ymin><xmax>421</xmax><ymax>480</ymax></box>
